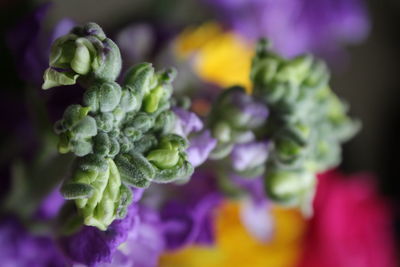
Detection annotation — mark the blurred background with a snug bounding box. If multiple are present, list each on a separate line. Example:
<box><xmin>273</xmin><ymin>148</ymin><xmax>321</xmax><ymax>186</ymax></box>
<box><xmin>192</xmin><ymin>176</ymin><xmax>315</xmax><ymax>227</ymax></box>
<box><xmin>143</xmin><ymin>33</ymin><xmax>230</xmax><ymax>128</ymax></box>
<box><xmin>0</xmin><ymin>0</ymin><xmax>399</xmax><ymax>266</ymax></box>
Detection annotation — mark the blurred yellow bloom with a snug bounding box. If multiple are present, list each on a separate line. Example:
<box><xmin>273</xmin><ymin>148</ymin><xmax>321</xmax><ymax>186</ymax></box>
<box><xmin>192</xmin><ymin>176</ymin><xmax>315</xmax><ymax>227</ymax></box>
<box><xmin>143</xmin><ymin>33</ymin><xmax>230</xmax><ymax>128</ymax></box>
<box><xmin>160</xmin><ymin>200</ymin><xmax>306</xmax><ymax>267</ymax></box>
<box><xmin>174</xmin><ymin>22</ymin><xmax>254</xmax><ymax>93</ymax></box>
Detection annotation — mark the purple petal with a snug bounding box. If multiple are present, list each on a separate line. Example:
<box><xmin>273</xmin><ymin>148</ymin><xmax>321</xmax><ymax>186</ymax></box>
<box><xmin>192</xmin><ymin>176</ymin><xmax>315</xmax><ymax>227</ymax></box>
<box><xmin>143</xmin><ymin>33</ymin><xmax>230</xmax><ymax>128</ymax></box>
<box><xmin>35</xmin><ymin>188</ymin><xmax>65</xmax><ymax>220</ymax></box>
<box><xmin>161</xmin><ymin>193</ymin><xmax>221</xmax><ymax>250</ymax></box>
<box><xmin>231</xmin><ymin>174</ymin><xmax>266</xmax><ymax>206</ymax></box>
<box><xmin>51</xmin><ymin>18</ymin><xmax>76</xmax><ymax>41</ymax></box>
<box><xmin>203</xmin><ymin>0</ymin><xmax>370</xmax><ymax>57</ymax></box>
<box><xmin>239</xmin><ymin>200</ymin><xmax>274</xmax><ymax>242</ymax></box>
<box><xmin>231</xmin><ymin>141</ymin><xmax>269</xmax><ymax>171</ymax></box>
<box><xmin>60</xmin><ymin>203</ymin><xmax>140</xmax><ymax>266</ymax></box>
<box><xmin>173</xmin><ymin>108</ymin><xmax>203</xmax><ymax>136</ymax></box>
<box><xmin>0</xmin><ymin>217</ymin><xmax>65</xmax><ymax>267</ymax></box>
<box><xmin>104</xmin><ymin>206</ymin><xmax>165</xmax><ymax>267</ymax></box>
<box><xmin>187</xmin><ymin>130</ymin><xmax>217</xmax><ymax>167</ymax></box>
<box><xmin>116</xmin><ymin>24</ymin><xmax>155</xmax><ymax>66</ymax></box>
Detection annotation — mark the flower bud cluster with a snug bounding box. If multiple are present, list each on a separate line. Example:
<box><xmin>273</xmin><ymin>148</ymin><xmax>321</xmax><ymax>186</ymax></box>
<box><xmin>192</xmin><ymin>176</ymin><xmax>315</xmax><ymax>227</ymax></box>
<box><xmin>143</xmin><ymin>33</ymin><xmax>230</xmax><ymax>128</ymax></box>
<box><xmin>42</xmin><ymin>23</ymin><xmax>122</xmax><ymax>90</ymax></box>
<box><xmin>209</xmin><ymin>39</ymin><xmax>359</xmax><ymax>212</ymax></box>
<box><xmin>44</xmin><ymin>23</ymin><xmax>193</xmax><ymax>230</ymax></box>
<box><xmin>251</xmin><ymin>40</ymin><xmax>359</xmax><ymax>210</ymax></box>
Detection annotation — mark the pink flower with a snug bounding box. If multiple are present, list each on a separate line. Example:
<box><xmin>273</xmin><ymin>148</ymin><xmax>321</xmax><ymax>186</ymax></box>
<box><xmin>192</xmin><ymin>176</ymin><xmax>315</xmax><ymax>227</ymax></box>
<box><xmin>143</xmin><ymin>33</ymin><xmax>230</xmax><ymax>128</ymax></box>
<box><xmin>298</xmin><ymin>170</ymin><xmax>397</xmax><ymax>267</ymax></box>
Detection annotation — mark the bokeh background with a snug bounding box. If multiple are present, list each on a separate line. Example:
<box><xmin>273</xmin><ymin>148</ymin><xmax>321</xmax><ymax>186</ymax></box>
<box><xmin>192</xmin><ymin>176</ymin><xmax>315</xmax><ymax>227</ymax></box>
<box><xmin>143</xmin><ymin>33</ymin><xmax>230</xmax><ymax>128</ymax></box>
<box><xmin>0</xmin><ymin>0</ymin><xmax>399</xmax><ymax>266</ymax></box>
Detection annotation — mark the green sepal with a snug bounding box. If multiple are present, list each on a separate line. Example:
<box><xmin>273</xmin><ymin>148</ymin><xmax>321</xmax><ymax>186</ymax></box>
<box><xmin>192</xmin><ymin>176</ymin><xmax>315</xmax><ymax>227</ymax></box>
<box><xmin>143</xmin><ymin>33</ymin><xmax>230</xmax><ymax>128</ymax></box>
<box><xmin>124</xmin><ymin>62</ymin><xmax>154</xmax><ymax>94</ymax></box>
<box><xmin>61</xmin><ymin>183</ymin><xmax>94</xmax><ymax>199</ymax></box>
<box><xmin>42</xmin><ymin>68</ymin><xmax>79</xmax><ymax>90</ymax></box>
<box><xmin>152</xmin><ymin>157</ymin><xmax>194</xmax><ymax>183</ymax></box>
<box><xmin>115</xmin><ymin>183</ymin><xmax>133</xmax><ymax>219</ymax></box>
<box><xmin>114</xmin><ymin>151</ymin><xmax>155</xmax><ymax>188</ymax></box>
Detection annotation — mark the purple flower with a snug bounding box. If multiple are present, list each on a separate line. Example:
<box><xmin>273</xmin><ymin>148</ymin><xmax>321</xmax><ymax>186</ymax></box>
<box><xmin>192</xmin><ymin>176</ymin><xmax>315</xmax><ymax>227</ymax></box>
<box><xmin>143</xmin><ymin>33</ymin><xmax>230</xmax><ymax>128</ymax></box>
<box><xmin>0</xmin><ymin>217</ymin><xmax>65</xmax><ymax>267</ymax></box>
<box><xmin>59</xmin><ymin>203</ymin><xmax>140</xmax><ymax>266</ymax></box>
<box><xmin>100</xmin><ymin>206</ymin><xmax>165</xmax><ymax>267</ymax></box>
<box><xmin>116</xmin><ymin>24</ymin><xmax>155</xmax><ymax>68</ymax></box>
<box><xmin>239</xmin><ymin>199</ymin><xmax>274</xmax><ymax>242</ymax></box>
<box><xmin>203</xmin><ymin>0</ymin><xmax>370</xmax><ymax>57</ymax></box>
<box><xmin>231</xmin><ymin>141</ymin><xmax>269</xmax><ymax>172</ymax></box>
<box><xmin>231</xmin><ymin>174</ymin><xmax>274</xmax><ymax>242</ymax></box>
<box><xmin>60</xmin><ymin>188</ymin><xmax>144</xmax><ymax>266</ymax></box>
<box><xmin>7</xmin><ymin>4</ymin><xmax>75</xmax><ymax>85</ymax></box>
<box><xmin>35</xmin><ymin>188</ymin><xmax>65</xmax><ymax>220</ymax></box>
<box><xmin>231</xmin><ymin>91</ymin><xmax>269</xmax><ymax>128</ymax></box>
<box><xmin>173</xmin><ymin>107</ymin><xmax>203</xmax><ymax>137</ymax></box>
<box><xmin>161</xmin><ymin>170</ymin><xmax>221</xmax><ymax>250</ymax></box>
<box><xmin>173</xmin><ymin>108</ymin><xmax>217</xmax><ymax>167</ymax></box>
<box><xmin>187</xmin><ymin>130</ymin><xmax>217</xmax><ymax>167</ymax></box>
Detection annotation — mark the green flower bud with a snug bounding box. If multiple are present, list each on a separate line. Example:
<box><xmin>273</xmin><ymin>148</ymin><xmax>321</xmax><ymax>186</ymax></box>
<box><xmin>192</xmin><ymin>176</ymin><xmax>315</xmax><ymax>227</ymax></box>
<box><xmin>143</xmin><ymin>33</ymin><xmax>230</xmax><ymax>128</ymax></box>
<box><xmin>124</xmin><ymin>62</ymin><xmax>155</xmax><ymax>94</ymax></box>
<box><xmin>71</xmin><ymin>139</ymin><xmax>93</xmax><ymax>157</ymax></box>
<box><xmin>92</xmin><ymin>38</ymin><xmax>122</xmax><ymax>82</ymax></box>
<box><xmin>93</xmin><ymin>132</ymin><xmax>110</xmax><ymax>156</ymax></box>
<box><xmin>112</xmin><ymin>107</ymin><xmax>125</xmax><ymax>125</ymax></box>
<box><xmin>83</xmin><ymin>87</ymin><xmax>99</xmax><ymax>112</ymax></box>
<box><xmin>130</xmin><ymin>112</ymin><xmax>154</xmax><ymax>132</ymax></box>
<box><xmin>115</xmin><ymin>183</ymin><xmax>133</xmax><ymax>219</ymax></box>
<box><xmin>109</xmin><ymin>137</ymin><xmax>120</xmax><ymax>158</ymax></box>
<box><xmin>153</xmin><ymin>110</ymin><xmax>176</xmax><ymax>133</ymax></box>
<box><xmin>209</xmin><ymin>142</ymin><xmax>234</xmax><ymax>160</ymax></box>
<box><xmin>95</xmin><ymin>112</ymin><xmax>114</xmax><ymax>132</ymax></box>
<box><xmin>132</xmin><ymin>134</ymin><xmax>157</xmax><ymax>154</ymax></box>
<box><xmin>275</xmin><ymin>136</ymin><xmax>306</xmax><ymax>166</ymax></box>
<box><xmin>61</xmin><ymin>182</ymin><xmax>94</xmax><ymax>200</ymax></box>
<box><xmin>213</xmin><ymin>122</ymin><xmax>231</xmax><ymax>143</ymax></box>
<box><xmin>58</xmin><ymin>133</ymin><xmax>71</xmax><ymax>154</ymax></box>
<box><xmin>72</xmin><ymin>116</ymin><xmax>97</xmax><ymax>138</ymax></box>
<box><xmin>119</xmin><ymin>135</ymin><xmax>133</xmax><ymax>153</ymax></box>
<box><xmin>100</xmin><ymin>82</ymin><xmax>122</xmax><ymax>112</ymax></box>
<box><xmin>42</xmin><ymin>23</ymin><xmax>122</xmax><ymax>90</ymax></box>
<box><xmin>158</xmin><ymin>67</ymin><xmax>177</xmax><ymax>84</ymax></box>
<box><xmin>120</xmin><ymin>88</ymin><xmax>141</xmax><ymax>112</ymax></box>
<box><xmin>114</xmin><ymin>151</ymin><xmax>155</xmax><ymax>188</ymax></box>
<box><xmin>147</xmin><ymin>149</ymin><xmax>180</xmax><ymax>169</ymax></box>
<box><xmin>265</xmin><ymin>169</ymin><xmax>315</xmax><ymax>206</ymax></box>
<box><xmin>143</xmin><ymin>85</ymin><xmax>164</xmax><ymax>113</ymax></box>
<box><xmin>78</xmin><ymin>154</ymin><xmax>108</xmax><ymax>172</ymax></box>
<box><xmin>152</xmin><ymin>157</ymin><xmax>194</xmax><ymax>183</ymax></box>
<box><xmin>250</xmin><ymin>58</ymin><xmax>279</xmax><ymax>85</ymax></box>
<box><xmin>63</xmin><ymin>105</ymin><xmax>90</xmax><ymax>129</ymax></box>
<box><xmin>74</xmin><ymin>159</ymin><xmax>123</xmax><ymax>230</ymax></box>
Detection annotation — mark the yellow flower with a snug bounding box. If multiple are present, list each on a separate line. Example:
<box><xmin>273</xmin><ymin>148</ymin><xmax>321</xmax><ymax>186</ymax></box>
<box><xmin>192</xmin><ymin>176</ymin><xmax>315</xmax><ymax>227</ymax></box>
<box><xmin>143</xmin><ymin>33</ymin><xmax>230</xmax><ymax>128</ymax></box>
<box><xmin>160</xmin><ymin>200</ymin><xmax>307</xmax><ymax>267</ymax></box>
<box><xmin>174</xmin><ymin>22</ymin><xmax>254</xmax><ymax>93</ymax></box>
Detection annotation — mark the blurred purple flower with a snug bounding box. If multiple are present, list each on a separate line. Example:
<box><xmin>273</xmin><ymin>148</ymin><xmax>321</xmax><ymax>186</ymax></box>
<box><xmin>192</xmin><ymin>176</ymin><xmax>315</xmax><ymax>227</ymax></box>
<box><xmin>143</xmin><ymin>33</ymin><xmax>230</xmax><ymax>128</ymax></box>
<box><xmin>161</xmin><ymin>193</ymin><xmax>221</xmax><ymax>249</ymax></box>
<box><xmin>59</xmin><ymin>188</ymin><xmax>144</xmax><ymax>266</ymax></box>
<box><xmin>60</xmin><ymin>203</ymin><xmax>140</xmax><ymax>266</ymax></box>
<box><xmin>35</xmin><ymin>188</ymin><xmax>65</xmax><ymax>220</ymax></box>
<box><xmin>231</xmin><ymin>174</ymin><xmax>274</xmax><ymax>242</ymax></box>
<box><xmin>161</xmin><ymin>170</ymin><xmax>221</xmax><ymax>250</ymax></box>
<box><xmin>231</xmin><ymin>141</ymin><xmax>269</xmax><ymax>172</ymax></box>
<box><xmin>6</xmin><ymin>3</ymin><xmax>75</xmax><ymax>85</ymax></box>
<box><xmin>100</xmin><ymin>206</ymin><xmax>165</xmax><ymax>267</ymax></box>
<box><xmin>231</xmin><ymin>174</ymin><xmax>266</xmax><ymax>205</ymax></box>
<box><xmin>203</xmin><ymin>0</ymin><xmax>370</xmax><ymax>57</ymax></box>
<box><xmin>231</xmin><ymin>90</ymin><xmax>269</xmax><ymax>127</ymax></box>
<box><xmin>116</xmin><ymin>24</ymin><xmax>155</xmax><ymax>67</ymax></box>
<box><xmin>239</xmin><ymin>199</ymin><xmax>274</xmax><ymax>242</ymax></box>
<box><xmin>187</xmin><ymin>131</ymin><xmax>217</xmax><ymax>167</ymax></box>
<box><xmin>173</xmin><ymin>108</ymin><xmax>217</xmax><ymax>167</ymax></box>
<box><xmin>173</xmin><ymin>107</ymin><xmax>203</xmax><ymax>137</ymax></box>
<box><xmin>0</xmin><ymin>217</ymin><xmax>65</xmax><ymax>267</ymax></box>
